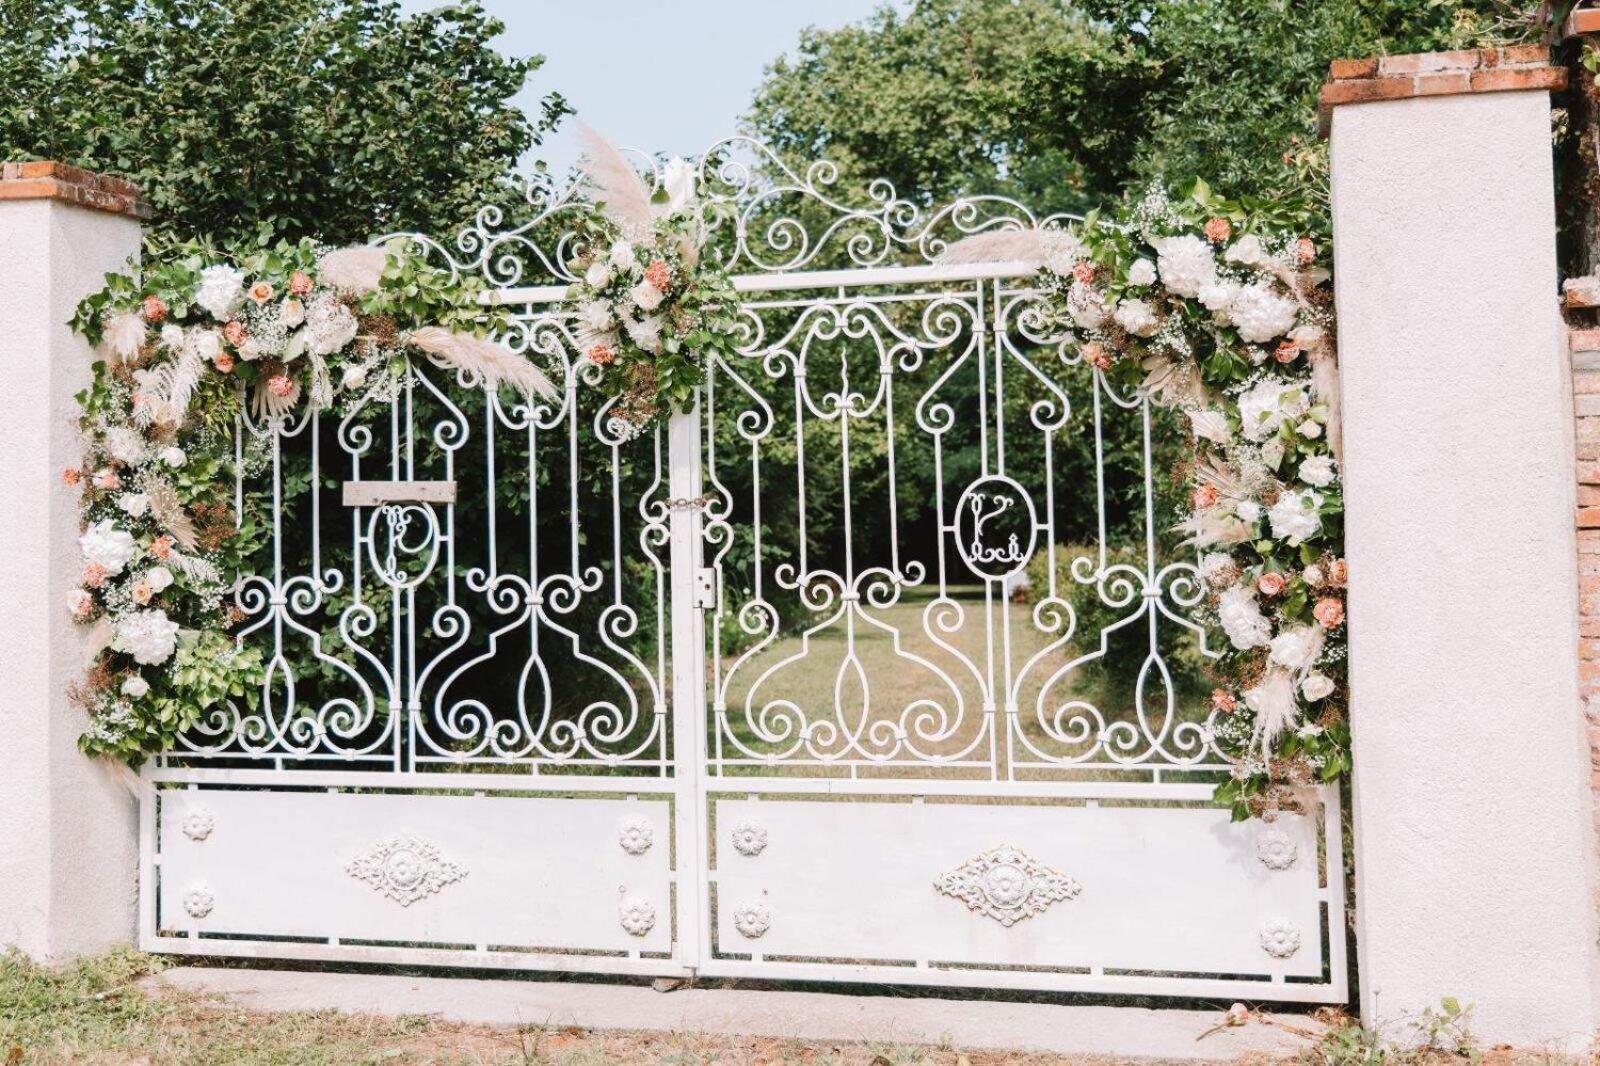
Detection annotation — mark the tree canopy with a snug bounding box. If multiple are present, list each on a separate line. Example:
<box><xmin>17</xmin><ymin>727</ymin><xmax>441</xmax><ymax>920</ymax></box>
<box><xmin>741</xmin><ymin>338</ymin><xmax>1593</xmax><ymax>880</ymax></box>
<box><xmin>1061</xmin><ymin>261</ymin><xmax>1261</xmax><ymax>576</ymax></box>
<box><xmin>746</xmin><ymin>0</ymin><xmax>1534</xmax><ymax>214</ymax></box>
<box><xmin>0</xmin><ymin>0</ymin><xmax>568</xmax><ymax>243</ymax></box>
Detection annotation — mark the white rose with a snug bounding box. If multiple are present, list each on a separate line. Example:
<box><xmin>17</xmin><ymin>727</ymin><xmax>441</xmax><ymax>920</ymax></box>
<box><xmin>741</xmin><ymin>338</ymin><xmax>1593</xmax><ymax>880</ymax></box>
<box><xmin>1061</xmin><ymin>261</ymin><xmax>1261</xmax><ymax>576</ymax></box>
<box><xmin>194</xmin><ymin>265</ymin><xmax>245</xmax><ymax>318</ymax></box>
<box><xmin>630</xmin><ymin>280</ymin><xmax>665</xmax><ymax>313</ymax></box>
<box><xmin>1218</xmin><ymin>586</ymin><xmax>1272</xmax><ymax>651</ymax></box>
<box><xmin>608</xmin><ymin>240</ymin><xmax>638</xmax><ymax>272</ymax></box>
<box><xmin>1235</xmin><ymin>500</ymin><xmax>1262</xmax><ymax>524</ymax></box>
<box><xmin>658</xmin><ymin>157</ymin><xmax>698</xmax><ymax>216</ymax></box>
<box><xmin>80</xmin><ymin>519</ymin><xmax>137</xmax><ymax>575</ymax></box>
<box><xmin>279</xmin><ymin>298</ymin><xmax>305</xmax><ymax>328</ymax></box>
<box><xmin>1127</xmin><ymin>258</ymin><xmax>1157</xmax><ymax>287</ymax></box>
<box><xmin>1113</xmin><ymin>298</ymin><xmax>1160</xmax><ymax>337</ymax></box>
<box><xmin>585</xmin><ymin>260</ymin><xmax>613</xmax><ymax>288</ymax></box>
<box><xmin>1303</xmin><ymin>564</ymin><xmax>1326</xmax><ymax>587</ymax></box>
<box><xmin>122</xmin><ymin>675</ymin><xmax>151</xmax><ymax>698</ymax></box>
<box><xmin>1236</xmin><ymin>377</ymin><xmax>1307</xmax><ymax>442</ymax></box>
<box><xmin>1300</xmin><ymin>673</ymin><xmax>1335</xmax><ymax>701</ymax></box>
<box><xmin>1153</xmin><ymin>234</ymin><xmax>1217</xmax><ymax>298</ymax></box>
<box><xmin>1225</xmin><ymin>234</ymin><xmax>1268</xmax><ymax>267</ymax></box>
<box><xmin>1269</xmin><ymin>625</ymin><xmax>1324</xmax><ymax>673</ymax></box>
<box><xmin>113</xmin><ymin>609</ymin><xmax>181</xmax><ymax>666</ymax></box>
<box><xmin>1298</xmin><ymin>420</ymin><xmax>1322</xmax><ymax>439</ymax></box>
<box><xmin>118</xmin><ymin>493</ymin><xmax>150</xmax><ymax>518</ymax></box>
<box><xmin>1268</xmin><ymin>490</ymin><xmax>1323</xmax><ymax>546</ymax></box>
<box><xmin>341</xmin><ymin>365</ymin><xmax>369</xmax><ymax>391</ymax></box>
<box><xmin>1298</xmin><ymin>455</ymin><xmax>1336</xmax><ymax>487</ymax></box>
<box><xmin>144</xmin><ymin>565</ymin><xmax>174</xmax><ymax>592</ymax></box>
<box><xmin>162</xmin><ymin>446</ymin><xmax>187</xmax><ymax>468</ymax></box>
<box><xmin>1228</xmin><ymin>282</ymin><xmax>1299</xmax><ymax>343</ymax></box>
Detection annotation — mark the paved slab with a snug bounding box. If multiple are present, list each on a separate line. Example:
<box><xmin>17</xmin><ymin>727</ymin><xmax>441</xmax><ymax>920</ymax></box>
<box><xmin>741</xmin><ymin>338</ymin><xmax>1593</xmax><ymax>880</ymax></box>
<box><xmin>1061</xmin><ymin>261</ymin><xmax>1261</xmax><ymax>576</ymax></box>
<box><xmin>150</xmin><ymin>966</ymin><xmax>1323</xmax><ymax>1060</ymax></box>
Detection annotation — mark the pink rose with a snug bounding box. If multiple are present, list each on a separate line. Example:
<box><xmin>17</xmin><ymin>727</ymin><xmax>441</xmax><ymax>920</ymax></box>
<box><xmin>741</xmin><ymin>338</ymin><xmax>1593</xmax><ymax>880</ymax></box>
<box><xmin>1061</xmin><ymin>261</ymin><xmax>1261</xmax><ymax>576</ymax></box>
<box><xmin>1314</xmin><ymin>597</ymin><xmax>1345</xmax><ymax>628</ymax></box>
<box><xmin>1257</xmin><ymin>572</ymin><xmax>1285</xmax><ymax>597</ymax></box>
<box><xmin>1204</xmin><ymin>217</ymin><xmax>1232</xmax><ymax>244</ymax></box>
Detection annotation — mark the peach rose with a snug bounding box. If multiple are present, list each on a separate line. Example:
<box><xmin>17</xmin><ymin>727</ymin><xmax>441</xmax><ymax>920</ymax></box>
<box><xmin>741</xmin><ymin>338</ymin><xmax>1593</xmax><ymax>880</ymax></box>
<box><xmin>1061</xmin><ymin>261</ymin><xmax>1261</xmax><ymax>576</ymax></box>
<box><xmin>289</xmin><ymin>271</ymin><xmax>314</xmax><ymax>296</ymax></box>
<box><xmin>142</xmin><ymin>295</ymin><xmax>168</xmax><ymax>323</ymax></box>
<box><xmin>1204</xmin><ymin>217</ymin><xmax>1232</xmax><ymax>244</ymax></box>
<box><xmin>1211</xmin><ymin>689</ymin><xmax>1238</xmax><ymax>713</ymax></box>
<box><xmin>248</xmin><ymin>281</ymin><xmax>275</xmax><ymax>304</ymax></box>
<box><xmin>267</xmin><ymin>373</ymin><xmax>296</xmax><ymax>397</ymax></box>
<box><xmin>150</xmin><ymin>535</ymin><xmax>173</xmax><ymax>560</ymax></box>
<box><xmin>1082</xmin><ymin>341</ymin><xmax>1113</xmax><ymax>370</ymax></box>
<box><xmin>1314</xmin><ymin>597</ymin><xmax>1345</xmax><ymax>628</ymax></box>
<box><xmin>82</xmin><ymin>563</ymin><xmax>108</xmax><ymax>589</ymax></box>
<box><xmin>214</xmin><ymin>351</ymin><xmax>235</xmax><ymax>373</ymax></box>
<box><xmin>131</xmin><ymin>580</ymin><xmax>153</xmax><ymax>606</ymax></box>
<box><xmin>1257</xmin><ymin>571</ymin><xmax>1286</xmax><ymax>596</ymax></box>
<box><xmin>62</xmin><ymin>467</ymin><xmax>82</xmax><ymax>486</ymax></box>
<box><xmin>92</xmin><ymin>468</ymin><xmax>121</xmax><ymax>491</ymax></box>
<box><xmin>1328</xmin><ymin>558</ymin><xmax>1348</xmax><ymax>586</ymax></box>
<box><xmin>1274</xmin><ymin>340</ymin><xmax>1300</xmax><ymax>363</ymax></box>
<box><xmin>644</xmin><ymin>259</ymin><xmax>672</xmax><ymax>290</ymax></box>
<box><xmin>1191</xmin><ymin>483</ymin><xmax>1219</xmax><ymax>509</ymax></box>
<box><xmin>587</xmin><ymin>344</ymin><xmax>616</xmax><ymax>366</ymax></box>
<box><xmin>223</xmin><ymin>320</ymin><xmax>248</xmax><ymax>347</ymax></box>
<box><xmin>1072</xmin><ymin>261</ymin><xmax>1096</xmax><ymax>284</ymax></box>
<box><xmin>1294</xmin><ymin>237</ymin><xmax>1316</xmax><ymax>265</ymax></box>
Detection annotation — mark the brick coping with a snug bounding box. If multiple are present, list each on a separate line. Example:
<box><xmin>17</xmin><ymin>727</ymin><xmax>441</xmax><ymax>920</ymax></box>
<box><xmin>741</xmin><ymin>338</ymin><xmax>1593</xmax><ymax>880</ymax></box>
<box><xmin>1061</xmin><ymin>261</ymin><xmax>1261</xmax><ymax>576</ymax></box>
<box><xmin>0</xmin><ymin>161</ymin><xmax>151</xmax><ymax>220</ymax></box>
<box><xmin>1317</xmin><ymin>46</ymin><xmax>1566</xmax><ymax>137</ymax></box>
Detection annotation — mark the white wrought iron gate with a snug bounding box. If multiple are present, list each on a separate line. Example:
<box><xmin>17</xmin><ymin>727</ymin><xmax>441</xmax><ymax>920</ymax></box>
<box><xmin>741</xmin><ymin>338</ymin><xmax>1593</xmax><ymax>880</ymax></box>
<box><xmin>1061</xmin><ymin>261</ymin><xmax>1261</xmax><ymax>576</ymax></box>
<box><xmin>139</xmin><ymin>141</ymin><xmax>1348</xmax><ymax>1002</ymax></box>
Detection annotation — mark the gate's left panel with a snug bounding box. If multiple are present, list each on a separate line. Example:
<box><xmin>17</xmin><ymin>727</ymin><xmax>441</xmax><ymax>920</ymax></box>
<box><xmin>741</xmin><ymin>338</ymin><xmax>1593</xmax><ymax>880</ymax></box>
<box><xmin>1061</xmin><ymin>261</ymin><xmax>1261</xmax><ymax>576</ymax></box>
<box><xmin>139</xmin><ymin>297</ymin><xmax>693</xmax><ymax>976</ymax></box>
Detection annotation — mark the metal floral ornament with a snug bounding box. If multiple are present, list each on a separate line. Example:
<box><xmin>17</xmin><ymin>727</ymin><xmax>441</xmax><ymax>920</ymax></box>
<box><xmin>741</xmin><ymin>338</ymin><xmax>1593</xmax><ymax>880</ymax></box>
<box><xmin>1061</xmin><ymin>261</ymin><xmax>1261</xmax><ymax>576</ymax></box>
<box><xmin>66</xmin><ymin>239</ymin><xmax>557</xmax><ymax>764</ymax></box>
<box><xmin>939</xmin><ymin>182</ymin><xmax>1350</xmax><ymax>822</ymax></box>
<box><xmin>563</xmin><ymin>124</ymin><xmax>742</xmax><ymax>438</ymax></box>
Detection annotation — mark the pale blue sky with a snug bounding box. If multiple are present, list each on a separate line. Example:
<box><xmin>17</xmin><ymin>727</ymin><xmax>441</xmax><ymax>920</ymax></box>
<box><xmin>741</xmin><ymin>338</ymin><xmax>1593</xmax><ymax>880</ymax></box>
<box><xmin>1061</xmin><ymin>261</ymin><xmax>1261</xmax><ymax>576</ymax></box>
<box><xmin>401</xmin><ymin>1</ymin><xmax>898</xmax><ymax>174</ymax></box>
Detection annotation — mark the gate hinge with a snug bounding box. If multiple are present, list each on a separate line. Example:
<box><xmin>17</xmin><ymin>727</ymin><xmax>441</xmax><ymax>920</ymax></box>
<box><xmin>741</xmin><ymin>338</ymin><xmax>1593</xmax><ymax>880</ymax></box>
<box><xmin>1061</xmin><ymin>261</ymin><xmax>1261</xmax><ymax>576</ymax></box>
<box><xmin>694</xmin><ymin>568</ymin><xmax>717</xmax><ymax>610</ymax></box>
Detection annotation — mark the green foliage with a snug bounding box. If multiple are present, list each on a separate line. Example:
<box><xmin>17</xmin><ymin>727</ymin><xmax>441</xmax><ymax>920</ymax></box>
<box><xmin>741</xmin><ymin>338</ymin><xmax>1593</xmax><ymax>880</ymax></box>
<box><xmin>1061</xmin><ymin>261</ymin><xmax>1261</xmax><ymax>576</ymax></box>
<box><xmin>747</xmin><ymin>0</ymin><xmax>1541</xmax><ymax>214</ymax></box>
<box><xmin>0</xmin><ymin>0</ymin><xmax>568</xmax><ymax>243</ymax></box>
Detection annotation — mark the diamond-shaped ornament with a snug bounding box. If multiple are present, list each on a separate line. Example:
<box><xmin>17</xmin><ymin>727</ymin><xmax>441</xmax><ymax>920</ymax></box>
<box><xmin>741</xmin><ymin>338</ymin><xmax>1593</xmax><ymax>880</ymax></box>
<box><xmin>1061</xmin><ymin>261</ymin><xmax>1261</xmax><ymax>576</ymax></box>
<box><xmin>345</xmin><ymin>832</ymin><xmax>467</xmax><ymax>906</ymax></box>
<box><xmin>933</xmin><ymin>844</ymin><xmax>1081</xmax><ymax>926</ymax></box>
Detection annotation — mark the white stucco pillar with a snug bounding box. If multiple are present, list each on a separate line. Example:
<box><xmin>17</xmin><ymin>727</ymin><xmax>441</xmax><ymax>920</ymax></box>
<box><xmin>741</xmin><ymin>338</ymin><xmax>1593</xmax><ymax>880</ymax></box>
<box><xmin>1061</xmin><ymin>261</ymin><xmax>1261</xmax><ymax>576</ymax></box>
<box><xmin>1326</xmin><ymin>53</ymin><xmax>1599</xmax><ymax>1048</ymax></box>
<box><xmin>0</xmin><ymin>163</ymin><xmax>147</xmax><ymax>956</ymax></box>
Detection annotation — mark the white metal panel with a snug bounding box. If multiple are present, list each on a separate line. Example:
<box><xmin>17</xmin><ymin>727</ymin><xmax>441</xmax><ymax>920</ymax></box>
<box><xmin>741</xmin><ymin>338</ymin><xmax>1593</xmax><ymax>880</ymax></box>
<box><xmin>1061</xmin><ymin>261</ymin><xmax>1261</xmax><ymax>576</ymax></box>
<box><xmin>156</xmin><ymin>790</ymin><xmax>674</xmax><ymax>956</ymax></box>
<box><xmin>710</xmin><ymin>796</ymin><xmax>1325</xmax><ymax>980</ymax></box>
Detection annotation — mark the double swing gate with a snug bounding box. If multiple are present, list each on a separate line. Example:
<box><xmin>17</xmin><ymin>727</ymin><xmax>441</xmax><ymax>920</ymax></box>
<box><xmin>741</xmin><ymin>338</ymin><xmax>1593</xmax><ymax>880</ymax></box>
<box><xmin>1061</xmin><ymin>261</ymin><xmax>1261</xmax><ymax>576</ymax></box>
<box><xmin>139</xmin><ymin>142</ymin><xmax>1348</xmax><ymax>1002</ymax></box>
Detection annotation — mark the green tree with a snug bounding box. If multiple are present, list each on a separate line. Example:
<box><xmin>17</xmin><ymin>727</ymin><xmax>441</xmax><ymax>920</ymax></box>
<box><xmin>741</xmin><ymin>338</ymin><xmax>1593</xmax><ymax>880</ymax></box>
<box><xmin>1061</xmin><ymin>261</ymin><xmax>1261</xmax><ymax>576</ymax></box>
<box><xmin>0</xmin><ymin>0</ymin><xmax>568</xmax><ymax>243</ymax></box>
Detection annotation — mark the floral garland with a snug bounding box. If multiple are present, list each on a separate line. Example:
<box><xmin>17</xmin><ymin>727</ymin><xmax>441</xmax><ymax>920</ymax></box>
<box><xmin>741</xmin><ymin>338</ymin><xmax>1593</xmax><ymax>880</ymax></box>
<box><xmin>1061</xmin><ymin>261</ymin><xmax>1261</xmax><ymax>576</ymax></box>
<box><xmin>944</xmin><ymin>183</ymin><xmax>1348</xmax><ymax>821</ymax></box>
<box><xmin>565</xmin><ymin>126</ymin><xmax>741</xmax><ymax>437</ymax></box>
<box><xmin>67</xmin><ymin>239</ymin><xmax>554</xmax><ymax>763</ymax></box>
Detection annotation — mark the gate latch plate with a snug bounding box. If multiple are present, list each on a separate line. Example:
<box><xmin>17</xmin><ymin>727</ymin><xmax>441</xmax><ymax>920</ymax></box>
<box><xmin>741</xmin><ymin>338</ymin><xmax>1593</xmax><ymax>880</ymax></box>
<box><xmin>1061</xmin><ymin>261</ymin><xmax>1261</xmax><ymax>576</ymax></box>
<box><xmin>694</xmin><ymin>568</ymin><xmax>717</xmax><ymax>610</ymax></box>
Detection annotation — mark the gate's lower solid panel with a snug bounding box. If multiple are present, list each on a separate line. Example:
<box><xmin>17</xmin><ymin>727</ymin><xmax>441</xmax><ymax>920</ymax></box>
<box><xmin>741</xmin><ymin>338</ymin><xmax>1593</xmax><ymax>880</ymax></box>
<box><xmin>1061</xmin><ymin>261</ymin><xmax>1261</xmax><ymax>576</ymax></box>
<box><xmin>708</xmin><ymin>794</ymin><xmax>1334</xmax><ymax>994</ymax></box>
<box><xmin>154</xmin><ymin>788</ymin><xmax>675</xmax><ymax>958</ymax></box>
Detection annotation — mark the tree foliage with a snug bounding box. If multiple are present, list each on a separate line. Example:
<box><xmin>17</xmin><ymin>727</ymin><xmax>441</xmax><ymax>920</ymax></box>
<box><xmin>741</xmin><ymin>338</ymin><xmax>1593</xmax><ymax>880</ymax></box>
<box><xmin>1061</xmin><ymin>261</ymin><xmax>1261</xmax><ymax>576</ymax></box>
<box><xmin>0</xmin><ymin>0</ymin><xmax>568</xmax><ymax>243</ymax></box>
<box><xmin>746</xmin><ymin>0</ymin><xmax>1537</xmax><ymax>212</ymax></box>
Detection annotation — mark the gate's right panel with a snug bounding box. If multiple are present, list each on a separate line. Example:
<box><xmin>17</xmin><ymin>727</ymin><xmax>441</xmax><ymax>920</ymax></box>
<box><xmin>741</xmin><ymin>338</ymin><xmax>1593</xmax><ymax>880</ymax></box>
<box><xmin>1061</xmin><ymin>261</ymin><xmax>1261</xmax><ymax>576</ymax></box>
<box><xmin>696</xmin><ymin>269</ymin><xmax>1347</xmax><ymax>1002</ymax></box>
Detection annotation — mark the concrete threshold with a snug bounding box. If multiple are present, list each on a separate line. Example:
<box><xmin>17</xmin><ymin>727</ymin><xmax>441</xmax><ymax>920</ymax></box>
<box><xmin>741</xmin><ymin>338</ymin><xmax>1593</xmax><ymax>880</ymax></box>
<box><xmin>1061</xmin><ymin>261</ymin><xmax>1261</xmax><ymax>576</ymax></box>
<box><xmin>149</xmin><ymin>966</ymin><xmax>1324</xmax><ymax>1060</ymax></box>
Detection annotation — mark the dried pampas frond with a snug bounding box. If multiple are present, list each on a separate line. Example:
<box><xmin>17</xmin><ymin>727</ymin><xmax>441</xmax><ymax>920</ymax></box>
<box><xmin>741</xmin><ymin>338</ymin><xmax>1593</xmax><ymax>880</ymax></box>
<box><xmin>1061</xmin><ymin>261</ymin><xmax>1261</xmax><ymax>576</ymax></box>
<box><xmin>134</xmin><ymin>347</ymin><xmax>206</xmax><ymax>428</ymax></box>
<box><xmin>318</xmin><ymin>246</ymin><xmax>389</xmax><ymax>294</ymax></box>
<box><xmin>576</xmin><ymin>121</ymin><xmax>654</xmax><ymax>237</ymax></box>
<box><xmin>1186</xmin><ymin>408</ymin><xmax>1231</xmax><ymax>445</ymax></box>
<box><xmin>308</xmin><ymin>353</ymin><xmax>335</xmax><ymax>410</ymax></box>
<box><xmin>251</xmin><ymin>377</ymin><xmax>301</xmax><ymax>425</ymax></box>
<box><xmin>1245</xmin><ymin>667</ymin><xmax>1301</xmax><ymax>754</ymax></box>
<box><xmin>1176</xmin><ymin>507</ymin><xmax>1253</xmax><ymax>549</ymax></box>
<box><xmin>165</xmin><ymin>546</ymin><xmax>221</xmax><ymax>585</ymax></box>
<box><xmin>1140</xmin><ymin>354</ymin><xmax>1206</xmax><ymax>408</ymax></box>
<box><xmin>1305</xmin><ymin>341</ymin><xmax>1342</xmax><ymax>464</ymax></box>
<box><xmin>1192</xmin><ymin>456</ymin><xmax>1249</xmax><ymax>502</ymax></box>
<box><xmin>408</xmin><ymin>327</ymin><xmax>557</xmax><ymax>403</ymax></box>
<box><xmin>145</xmin><ymin>479</ymin><xmax>199</xmax><ymax>551</ymax></box>
<box><xmin>935</xmin><ymin>229</ymin><xmax>1047</xmax><ymax>268</ymax></box>
<box><xmin>83</xmin><ymin>617</ymin><xmax>114</xmax><ymax>665</ymax></box>
<box><xmin>102</xmin><ymin>312</ymin><xmax>148</xmax><ymax>362</ymax></box>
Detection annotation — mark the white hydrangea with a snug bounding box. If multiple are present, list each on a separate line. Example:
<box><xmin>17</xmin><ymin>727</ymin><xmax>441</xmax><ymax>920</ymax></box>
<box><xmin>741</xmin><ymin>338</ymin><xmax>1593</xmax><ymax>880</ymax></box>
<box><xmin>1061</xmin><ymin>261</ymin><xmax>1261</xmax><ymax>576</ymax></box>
<box><xmin>194</xmin><ymin>265</ymin><xmax>245</xmax><ymax>318</ymax></box>
<box><xmin>1066</xmin><ymin>282</ymin><xmax>1108</xmax><ymax>329</ymax></box>
<box><xmin>1153</xmin><ymin>234</ymin><xmax>1217</xmax><ymax>298</ymax></box>
<box><xmin>1113</xmin><ymin>298</ymin><xmax>1160</xmax><ymax>337</ymax></box>
<box><xmin>80</xmin><ymin>519</ymin><xmax>137</xmax><ymax>575</ymax></box>
<box><xmin>1268</xmin><ymin>489</ymin><xmax>1323</xmax><ymax>546</ymax></box>
<box><xmin>114</xmin><ymin>608</ymin><xmax>181</xmax><ymax>666</ymax></box>
<box><xmin>1228</xmin><ymin>282</ymin><xmax>1299</xmax><ymax>343</ymax></box>
<box><xmin>1298</xmin><ymin>454</ymin><xmax>1336</xmax><ymax>487</ymax></box>
<box><xmin>1269</xmin><ymin>625</ymin><xmax>1324</xmax><ymax>673</ymax></box>
<box><xmin>1127</xmin><ymin>258</ymin><xmax>1157</xmax><ymax>286</ymax></box>
<box><xmin>304</xmin><ymin>295</ymin><xmax>358</xmax><ymax>356</ymax></box>
<box><xmin>162</xmin><ymin>446</ymin><xmax>187</xmax><ymax>468</ymax></box>
<box><xmin>1197</xmin><ymin>280</ymin><xmax>1239</xmax><ymax>314</ymax></box>
<box><xmin>102</xmin><ymin>426</ymin><xmax>147</xmax><ymax>466</ymax></box>
<box><xmin>1218</xmin><ymin>586</ymin><xmax>1272</xmax><ymax>650</ymax></box>
<box><xmin>1040</xmin><ymin>231</ymin><xmax>1087</xmax><ymax>276</ymax></box>
<box><xmin>188</xmin><ymin>328</ymin><xmax>222</xmax><ymax>362</ymax></box>
<box><xmin>159</xmin><ymin>324</ymin><xmax>185</xmax><ymax>349</ymax></box>
<box><xmin>1301</xmin><ymin>673</ymin><xmax>1335</xmax><ymax>701</ymax></box>
<box><xmin>1235</xmin><ymin>499</ymin><xmax>1262</xmax><ymax>524</ymax></box>
<box><xmin>1236</xmin><ymin>378</ymin><xmax>1307</xmax><ymax>442</ymax></box>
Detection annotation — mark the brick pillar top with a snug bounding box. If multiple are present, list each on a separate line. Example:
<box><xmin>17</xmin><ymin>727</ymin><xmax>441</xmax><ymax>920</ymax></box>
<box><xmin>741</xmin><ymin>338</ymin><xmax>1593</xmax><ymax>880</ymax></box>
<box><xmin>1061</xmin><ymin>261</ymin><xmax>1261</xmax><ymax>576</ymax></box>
<box><xmin>1317</xmin><ymin>45</ymin><xmax>1566</xmax><ymax>137</ymax></box>
<box><xmin>0</xmin><ymin>161</ymin><xmax>151</xmax><ymax>220</ymax></box>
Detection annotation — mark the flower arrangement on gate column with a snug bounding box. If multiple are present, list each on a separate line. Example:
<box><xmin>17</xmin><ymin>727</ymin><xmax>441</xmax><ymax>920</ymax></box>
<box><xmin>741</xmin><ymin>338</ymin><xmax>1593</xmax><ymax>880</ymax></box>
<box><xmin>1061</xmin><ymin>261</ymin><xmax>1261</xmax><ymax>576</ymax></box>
<box><xmin>564</xmin><ymin>124</ymin><xmax>742</xmax><ymax>437</ymax></box>
<box><xmin>67</xmin><ymin>239</ymin><xmax>556</xmax><ymax>764</ymax></box>
<box><xmin>941</xmin><ymin>182</ymin><xmax>1348</xmax><ymax>821</ymax></box>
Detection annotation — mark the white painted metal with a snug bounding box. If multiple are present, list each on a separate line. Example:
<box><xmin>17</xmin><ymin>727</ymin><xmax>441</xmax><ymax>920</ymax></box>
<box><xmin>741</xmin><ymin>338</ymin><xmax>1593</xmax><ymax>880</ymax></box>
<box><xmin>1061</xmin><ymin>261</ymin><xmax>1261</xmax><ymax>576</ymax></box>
<box><xmin>138</xmin><ymin>139</ymin><xmax>1348</xmax><ymax>1003</ymax></box>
